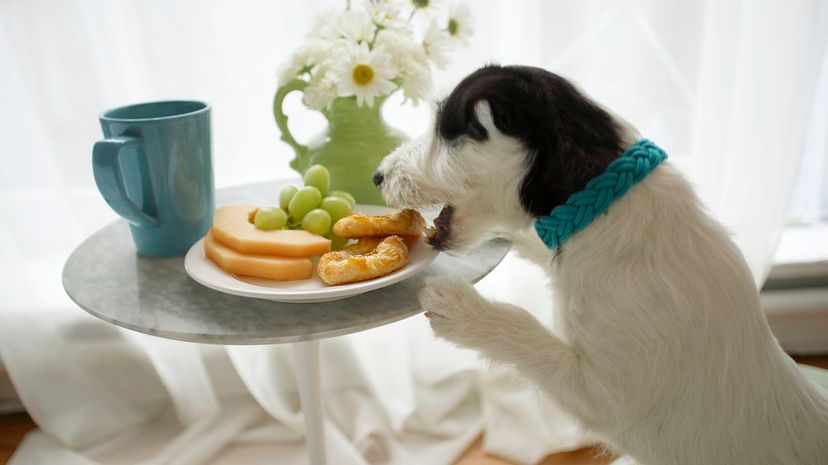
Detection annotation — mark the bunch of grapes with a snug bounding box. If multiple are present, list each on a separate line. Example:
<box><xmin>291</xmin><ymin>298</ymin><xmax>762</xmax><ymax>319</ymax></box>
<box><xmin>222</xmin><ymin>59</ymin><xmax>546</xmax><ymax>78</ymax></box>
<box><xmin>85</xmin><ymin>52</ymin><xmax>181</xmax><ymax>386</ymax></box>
<box><xmin>253</xmin><ymin>165</ymin><xmax>356</xmax><ymax>237</ymax></box>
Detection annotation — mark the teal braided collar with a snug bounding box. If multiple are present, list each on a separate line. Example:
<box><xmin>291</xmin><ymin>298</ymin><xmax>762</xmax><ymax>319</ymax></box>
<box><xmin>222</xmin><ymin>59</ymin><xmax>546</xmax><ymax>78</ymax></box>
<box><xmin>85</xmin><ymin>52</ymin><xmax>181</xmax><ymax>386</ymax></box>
<box><xmin>535</xmin><ymin>139</ymin><xmax>667</xmax><ymax>250</ymax></box>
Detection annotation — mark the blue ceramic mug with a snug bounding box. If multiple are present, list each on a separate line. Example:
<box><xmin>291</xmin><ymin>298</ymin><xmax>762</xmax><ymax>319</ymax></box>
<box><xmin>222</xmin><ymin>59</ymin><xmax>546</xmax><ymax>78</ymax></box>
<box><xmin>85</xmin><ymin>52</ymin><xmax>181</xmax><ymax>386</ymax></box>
<box><xmin>93</xmin><ymin>101</ymin><xmax>214</xmax><ymax>256</ymax></box>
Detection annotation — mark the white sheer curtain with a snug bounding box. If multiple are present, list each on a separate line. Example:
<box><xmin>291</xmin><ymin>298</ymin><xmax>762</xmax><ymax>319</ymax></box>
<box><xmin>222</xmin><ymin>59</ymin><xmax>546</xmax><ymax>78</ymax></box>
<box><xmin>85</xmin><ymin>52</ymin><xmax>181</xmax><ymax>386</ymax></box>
<box><xmin>1</xmin><ymin>1</ymin><xmax>826</xmax><ymax>464</ymax></box>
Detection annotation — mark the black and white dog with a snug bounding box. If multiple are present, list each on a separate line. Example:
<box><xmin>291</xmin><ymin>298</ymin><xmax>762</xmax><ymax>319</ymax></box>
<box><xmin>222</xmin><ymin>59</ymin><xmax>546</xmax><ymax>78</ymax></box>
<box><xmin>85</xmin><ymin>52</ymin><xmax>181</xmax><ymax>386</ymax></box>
<box><xmin>374</xmin><ymin>65</ymin><xmax>828</xmax><ymax>465</ymax></box>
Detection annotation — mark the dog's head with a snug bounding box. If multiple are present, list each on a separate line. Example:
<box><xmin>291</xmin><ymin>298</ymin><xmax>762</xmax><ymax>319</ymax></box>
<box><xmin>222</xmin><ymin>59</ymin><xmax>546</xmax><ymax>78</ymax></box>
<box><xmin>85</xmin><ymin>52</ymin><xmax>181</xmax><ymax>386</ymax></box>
<box><xmin>375</xmin><ymin>65</ymin><xmax>636</xmax><ymax>251</ymax></box>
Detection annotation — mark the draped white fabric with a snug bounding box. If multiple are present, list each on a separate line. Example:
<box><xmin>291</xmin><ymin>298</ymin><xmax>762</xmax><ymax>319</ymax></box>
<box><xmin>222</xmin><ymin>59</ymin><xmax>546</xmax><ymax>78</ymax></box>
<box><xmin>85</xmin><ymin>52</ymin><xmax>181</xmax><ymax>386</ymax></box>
<box><xmin>1</xmin><ymin>1</ymin><xmax>826</xmax><ymax>464</ymax></box>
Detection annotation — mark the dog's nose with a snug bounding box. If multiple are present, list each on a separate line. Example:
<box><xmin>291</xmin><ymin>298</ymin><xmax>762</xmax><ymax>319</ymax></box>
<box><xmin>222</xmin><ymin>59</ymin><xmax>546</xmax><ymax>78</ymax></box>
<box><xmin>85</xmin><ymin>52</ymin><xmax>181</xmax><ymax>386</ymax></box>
<box><xmin>372</xmin><ymin>171</ymin><xmax>385</xmax><ymax>187</ymax></box>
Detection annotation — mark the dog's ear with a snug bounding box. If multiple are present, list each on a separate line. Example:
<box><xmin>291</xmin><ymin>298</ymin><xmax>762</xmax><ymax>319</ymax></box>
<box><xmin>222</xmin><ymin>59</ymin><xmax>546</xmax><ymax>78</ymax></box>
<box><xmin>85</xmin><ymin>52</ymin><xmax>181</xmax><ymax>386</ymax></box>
<box><xmin>437</xmin><ymin>64</ymin><xmax>507</xmax><ymax>142</ymax></box>
<box><xmin>494</xmin><ymin>67</ymin><xmax>626</xmax><ymax>217</ymax></box>
<box><xmin>470</xmin><ymin>101</ymin><xmax>496</xmax><ymax>141</ymax></box>
<box><xmin>440</xmin><ymin>65</ymin><xmax>627</xmax><ymax>216</ymax></box>
<box><xmin>437</xmin><ymin>87</ymin><xmax>487</xmax><ymax>141</ymax></box>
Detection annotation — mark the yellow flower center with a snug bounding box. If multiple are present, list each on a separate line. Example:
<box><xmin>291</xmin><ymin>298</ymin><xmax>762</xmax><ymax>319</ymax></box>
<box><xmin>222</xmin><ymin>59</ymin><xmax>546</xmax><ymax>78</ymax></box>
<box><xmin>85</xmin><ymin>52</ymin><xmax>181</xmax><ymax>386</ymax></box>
<box><xmin>448</xmin><ymin>19</ymin><xmax>459</xmax><ymax>36</ymax></box>
<box><xmin>353</xmin><ymin>64</ymin><xmax>374</xmax><ymax>85</ymax></box>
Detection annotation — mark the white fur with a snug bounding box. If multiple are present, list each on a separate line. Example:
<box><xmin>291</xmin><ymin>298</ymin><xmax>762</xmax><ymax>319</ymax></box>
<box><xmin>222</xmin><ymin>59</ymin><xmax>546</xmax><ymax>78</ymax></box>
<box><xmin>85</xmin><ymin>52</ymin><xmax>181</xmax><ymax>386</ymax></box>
<box><xmin>379</xmin><ymin>102</ymin><xmax>828</xmax><ymax>464</ymax></box>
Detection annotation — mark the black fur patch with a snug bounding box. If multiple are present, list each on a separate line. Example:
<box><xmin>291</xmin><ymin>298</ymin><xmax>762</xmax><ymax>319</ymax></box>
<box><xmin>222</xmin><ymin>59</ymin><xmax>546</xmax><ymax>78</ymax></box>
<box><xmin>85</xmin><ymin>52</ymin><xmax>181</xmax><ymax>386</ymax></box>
<box><xmin>436</xmin><ymin>65</ymin><xmax>625</xmax><ymax>217</ymax></box>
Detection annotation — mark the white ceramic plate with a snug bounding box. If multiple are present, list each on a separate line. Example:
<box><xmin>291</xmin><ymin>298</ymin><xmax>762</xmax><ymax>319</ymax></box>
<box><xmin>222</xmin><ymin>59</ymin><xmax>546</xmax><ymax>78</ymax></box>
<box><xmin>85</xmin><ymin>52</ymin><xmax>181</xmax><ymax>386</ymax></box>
<box><xmin>184</xmin><ymin>205</ymin><xmax>439</xmax><ymax>303</ymax></box>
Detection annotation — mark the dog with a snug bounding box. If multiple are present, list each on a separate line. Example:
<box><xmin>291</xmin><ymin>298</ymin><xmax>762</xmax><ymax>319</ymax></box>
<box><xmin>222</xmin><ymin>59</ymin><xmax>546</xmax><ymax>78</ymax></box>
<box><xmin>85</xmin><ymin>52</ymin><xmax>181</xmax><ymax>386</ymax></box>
<box><xmin>374</xmin><ymin>65</ymin><xmax>828</xmax><ymax>465</ymax></box>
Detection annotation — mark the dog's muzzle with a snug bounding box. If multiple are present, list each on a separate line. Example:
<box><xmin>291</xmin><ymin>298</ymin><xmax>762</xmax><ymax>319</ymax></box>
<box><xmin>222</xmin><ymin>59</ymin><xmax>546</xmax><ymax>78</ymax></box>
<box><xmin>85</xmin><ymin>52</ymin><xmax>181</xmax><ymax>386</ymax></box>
<box><xmin>426</xmin><ymin>205</ymin><xmax>455</xmax><ymax>250</ymax></box>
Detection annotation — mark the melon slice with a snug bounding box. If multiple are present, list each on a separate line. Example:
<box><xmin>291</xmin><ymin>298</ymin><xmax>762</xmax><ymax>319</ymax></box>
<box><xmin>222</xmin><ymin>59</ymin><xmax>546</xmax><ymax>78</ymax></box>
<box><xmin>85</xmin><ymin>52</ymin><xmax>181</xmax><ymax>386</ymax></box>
<box><xmin>204</xmin><ymin>230</ymin><xmax>313</xmax><ymax>281</ymax></box>
<box><xmin>212</xmin><ymin>204</ymin><xmax>331</xmax><ymax>257</ymax></box>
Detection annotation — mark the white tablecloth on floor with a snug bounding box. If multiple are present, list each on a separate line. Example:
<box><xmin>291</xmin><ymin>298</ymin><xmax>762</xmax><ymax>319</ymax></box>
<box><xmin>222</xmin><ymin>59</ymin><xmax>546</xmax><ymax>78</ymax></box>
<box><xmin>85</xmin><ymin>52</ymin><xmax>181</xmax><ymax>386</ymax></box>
<box><xmin>5</xmin><ymin>250</ymin><xmax>826</xmax><ymax>465</ymax></box>
<box><xmin>1</xmin><ymin>253</ymin><xmax>594</xmax><ymax>465</ymax></box>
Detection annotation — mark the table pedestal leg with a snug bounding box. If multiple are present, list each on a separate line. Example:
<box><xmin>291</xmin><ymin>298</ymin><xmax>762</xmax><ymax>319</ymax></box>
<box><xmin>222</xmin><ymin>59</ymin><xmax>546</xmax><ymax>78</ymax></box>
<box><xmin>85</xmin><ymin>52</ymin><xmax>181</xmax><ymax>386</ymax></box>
<box><xmin>293</xmin><ymin>340</ymin><xmax>326</xmax><ymax>465</ymax></box>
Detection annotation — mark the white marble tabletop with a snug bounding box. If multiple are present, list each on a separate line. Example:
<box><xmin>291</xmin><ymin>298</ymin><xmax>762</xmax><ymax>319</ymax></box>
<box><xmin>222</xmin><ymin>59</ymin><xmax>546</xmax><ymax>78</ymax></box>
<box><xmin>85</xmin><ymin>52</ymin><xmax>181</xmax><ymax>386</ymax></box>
<box><xmin>62</xmin><ymin>180</ymin><xmax>510</xmax><ymax>344</ymax></box>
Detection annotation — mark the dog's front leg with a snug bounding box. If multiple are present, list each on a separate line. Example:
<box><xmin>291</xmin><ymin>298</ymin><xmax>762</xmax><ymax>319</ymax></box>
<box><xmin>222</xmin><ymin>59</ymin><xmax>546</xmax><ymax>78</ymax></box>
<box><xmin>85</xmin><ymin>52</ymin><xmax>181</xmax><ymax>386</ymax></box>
<box><xmin>420</xmin><ymin>276</ymin><xmax>592</xmax><ymax>419</ymax></box>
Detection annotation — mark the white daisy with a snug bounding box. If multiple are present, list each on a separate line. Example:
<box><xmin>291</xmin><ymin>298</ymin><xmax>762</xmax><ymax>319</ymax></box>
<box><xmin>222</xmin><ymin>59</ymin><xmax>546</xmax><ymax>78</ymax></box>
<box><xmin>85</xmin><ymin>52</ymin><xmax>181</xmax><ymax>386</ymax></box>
<box><xmin>422</xmin><ymin>19</ymin><xmax>452</xmax><ymax>68</ymax></box>
<box><xmin>446</xmin><ymin>1</ymin><xmax>473</xmax><ymax>44</ymax></box>
<box><xmin>303</xmin><ymin>68</ymin><xmax>339</xmax><ymax>111</ymax></box>
<box><xmin>335</xmin><ymin>42</ymin><xmax>398</xmax><ymax>107</ymax></box>
<box><xmin>400</xmin><ymin>60</ymin><xmax>432</xmax><ymax>104</ymax></box>
<box><xmin>376</xmin><ymin>29</ymin><xmax>431</xmax><ymax>104</ymax></box>
<box><xmin>409</xmin><ymin>0</ymin><xmax>445</xmax><ymax>16</ymax></box>
<box><xmin>329</xmin><ymin>10</ymin><xmax>376</xmax><ymax>44</ymax></box>
<box><xmin>376</xmin><ymin>29</ymin><xmax>428</xmax><ymax>68</ymax></box>
<box><xmin>277</xmin><ymin>40</ymin><xmax>329</xmax><ymax>85</ymax></box>
<box><xmin>366</xmin><ymin>0</ymin><xmax>408</xmax><ymax>30</ymax></box>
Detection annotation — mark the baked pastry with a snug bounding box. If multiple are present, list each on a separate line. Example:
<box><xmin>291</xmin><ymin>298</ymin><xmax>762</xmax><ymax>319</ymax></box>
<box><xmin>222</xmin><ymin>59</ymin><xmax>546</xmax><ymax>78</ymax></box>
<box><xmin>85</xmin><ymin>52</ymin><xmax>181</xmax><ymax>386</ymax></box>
<box><xmin>332</xmin><ymin>209</ymin><xmax>426</xmax><ymax>238</ymax></box>
<box><xmin>317</xmin><ymin>235</ymin><xmax>409</xmax><ymax>285</ymax></box>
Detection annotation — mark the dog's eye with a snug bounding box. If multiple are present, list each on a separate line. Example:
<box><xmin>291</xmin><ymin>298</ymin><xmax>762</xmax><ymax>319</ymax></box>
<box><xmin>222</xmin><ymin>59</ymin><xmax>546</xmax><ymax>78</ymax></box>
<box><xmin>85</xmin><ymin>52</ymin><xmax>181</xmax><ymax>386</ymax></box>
<box><xmin>467</xmin><ymin>121</ymin><xmax>488</xmax><ymax>141</ymax></box>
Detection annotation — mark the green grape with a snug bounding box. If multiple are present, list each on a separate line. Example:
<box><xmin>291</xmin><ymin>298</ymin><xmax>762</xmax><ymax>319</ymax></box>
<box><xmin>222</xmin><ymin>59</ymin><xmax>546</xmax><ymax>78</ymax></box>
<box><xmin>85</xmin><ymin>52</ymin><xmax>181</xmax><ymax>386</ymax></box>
<box><xmin>279</xmin><ymin>185</ymin><xmax>298</xmax><ymax>211</ymax></box>
<box><xmin>301</xmin><ymin>208</ymin><xmax>332</xmax><ymax>236</ymax></box>
<box><xmin>303</xmin><ymin>164</ymin><xmax>330</xmax><ymax>197</ymax></box>
<box><xmin>320</xmin><ymin>196</ymin><xmax>352</xmax><ymax>223</ymax></box>
<box><xmin>288</xmin><ymin>186</ymin><xmax>322</xmax><ymax>222</ymax></box>
<box><xmin>254</xmin><ymin>207</ymin><xmax>288</xmax><ymax>230</ymax></box>
<box><xmin>328</xmin><ymin>234</ymin><xmax>350</xmax><ymax>251</ymax></box>
<box><xmin>329</xmin><ymin>190</ymin><xmax>356</xmax><ymax>208</ymax></box>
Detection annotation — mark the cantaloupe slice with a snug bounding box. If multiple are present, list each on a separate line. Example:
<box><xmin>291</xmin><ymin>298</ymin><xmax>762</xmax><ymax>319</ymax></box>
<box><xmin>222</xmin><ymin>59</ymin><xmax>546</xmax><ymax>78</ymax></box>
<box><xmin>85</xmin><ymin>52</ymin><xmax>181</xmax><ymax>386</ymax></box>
<box><xmin>212</xmin><ymin>204</ymin><xmax>331</xmax><ymax>257</ymax></box>
<box><xmin>204</xmin><ymin>230</ymin><xmax>313</xmax><ymax>281</ymax></box>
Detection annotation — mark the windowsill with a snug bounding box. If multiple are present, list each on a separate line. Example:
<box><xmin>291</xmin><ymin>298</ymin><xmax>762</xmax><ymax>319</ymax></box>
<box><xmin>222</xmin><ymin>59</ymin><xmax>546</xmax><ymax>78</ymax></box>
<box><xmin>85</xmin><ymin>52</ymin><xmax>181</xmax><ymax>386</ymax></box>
<box><xmin>765</xmin><ymin>222</ymin><xmax>828</xmax><ymax>289</ymax></box>
<box><xmin>771</xmin><ymin>221</ymin><xmax>828</xmax><ymax>264</ymax></box>
<box><xmin>763</xmin><ymin>222</ymin><xmax>828</xmax><ymax>354</ymax></box>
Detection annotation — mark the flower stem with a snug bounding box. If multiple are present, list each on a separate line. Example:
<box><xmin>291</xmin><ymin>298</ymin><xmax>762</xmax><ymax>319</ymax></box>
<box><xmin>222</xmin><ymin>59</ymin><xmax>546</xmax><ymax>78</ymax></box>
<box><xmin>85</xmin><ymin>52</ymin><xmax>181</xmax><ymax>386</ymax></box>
<box><xmin>368</xmin><ymin>26</ymin><xmax>381</xmax><ymax>48</ymax></box>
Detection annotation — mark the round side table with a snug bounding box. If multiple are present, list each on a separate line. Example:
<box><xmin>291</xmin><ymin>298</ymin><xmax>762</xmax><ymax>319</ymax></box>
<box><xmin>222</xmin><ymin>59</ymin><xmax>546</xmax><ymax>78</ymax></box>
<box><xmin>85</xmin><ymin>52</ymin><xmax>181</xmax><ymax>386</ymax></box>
<box><xmin>63</xmin><ymin>180</ymin><xmax>509</xmax><ymax>465</ymax></box>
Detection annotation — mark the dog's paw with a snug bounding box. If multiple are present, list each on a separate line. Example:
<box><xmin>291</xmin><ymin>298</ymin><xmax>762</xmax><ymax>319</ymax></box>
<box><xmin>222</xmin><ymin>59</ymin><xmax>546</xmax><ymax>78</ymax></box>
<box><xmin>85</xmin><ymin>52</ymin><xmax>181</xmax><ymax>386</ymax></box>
<box><xmin>419</xmin><ymin>276</ymin><xmax>493</xmax><ymax>348</ymax></box>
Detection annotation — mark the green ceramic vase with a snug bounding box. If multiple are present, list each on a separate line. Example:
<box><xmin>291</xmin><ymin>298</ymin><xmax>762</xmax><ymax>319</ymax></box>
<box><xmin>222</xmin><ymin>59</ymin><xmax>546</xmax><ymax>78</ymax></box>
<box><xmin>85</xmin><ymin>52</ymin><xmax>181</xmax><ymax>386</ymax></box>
<box><xmin>274</xmin><ymin>79</ymin><xmax>409</xmax><ymax>206</ymax></box>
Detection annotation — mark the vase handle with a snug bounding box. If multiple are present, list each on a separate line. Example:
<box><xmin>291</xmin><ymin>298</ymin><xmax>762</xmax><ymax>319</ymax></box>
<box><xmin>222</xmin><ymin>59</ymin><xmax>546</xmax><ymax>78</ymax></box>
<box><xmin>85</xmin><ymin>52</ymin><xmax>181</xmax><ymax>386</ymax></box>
<box><xmin>274</xmin><ymin>79</ymin><xmax>310</xmax><ymax>172</ymax></box>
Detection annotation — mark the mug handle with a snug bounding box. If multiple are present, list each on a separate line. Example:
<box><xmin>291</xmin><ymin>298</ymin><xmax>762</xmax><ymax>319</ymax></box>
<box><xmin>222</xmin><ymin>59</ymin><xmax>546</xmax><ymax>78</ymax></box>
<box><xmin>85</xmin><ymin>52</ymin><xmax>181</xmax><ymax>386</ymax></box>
<box><xmin>92</xmin><ymin>136</ymin><xmax>160</xmax><ymax>227</ymax></box>
<box><xmin>273</xmin><ymin>79</ymin><xmax>310</xmax><ymax>172</ymax></box>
